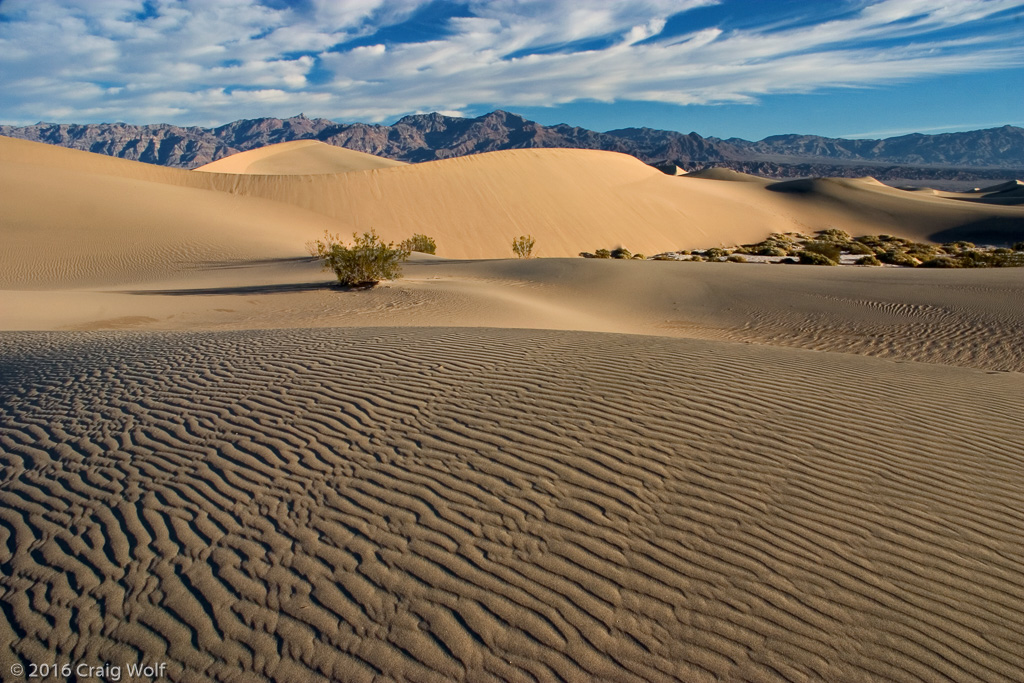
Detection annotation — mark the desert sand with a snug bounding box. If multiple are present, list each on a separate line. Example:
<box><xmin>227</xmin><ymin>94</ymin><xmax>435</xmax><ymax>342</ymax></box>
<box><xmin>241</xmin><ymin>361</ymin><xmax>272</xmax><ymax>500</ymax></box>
<box><xmin>1</xmin><ymin>138</ymin><xmax>1023</xmax><ymax>682</ymax></box>
<box><xmin>195</xmin><ymin>140</ymin><xmax>408</xmax><ymax>175</ymax></box>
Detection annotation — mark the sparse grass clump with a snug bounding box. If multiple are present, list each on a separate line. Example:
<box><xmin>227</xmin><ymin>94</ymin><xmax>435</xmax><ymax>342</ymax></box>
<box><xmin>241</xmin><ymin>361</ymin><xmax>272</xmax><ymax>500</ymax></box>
<box><xmin>799</xmin><ymin>251</ymin><xmax>838</xmax><ymax>266</ymax></box>
<box><xmin>736</xmin><ymin>232</ymin><xmax>804</xmax><ymax>256</ymax></box>
<box><xmin>309</xmin><ymin>230</ymin><xmax>411</xmax><ymax>287</ymax></box>
<box><xmin>956</xmin><ymin>250</ymin><xmax>1024</xmax><ymax>267</ymax></box>
<box><xmin>595</xmin><ymin>232</ymin><xmax>1024</xmax><ymax>268</ymax></box>
<box><xmin>816</xmin><ymin>228</ymin><xmax>852</xmax><ymax>242</ymax></box>
<box><xmin>400</xmin><ymin>233</ymin><xmax>437</xmax><ymax>255</ymax></box>
<box><xmin>582</xmin><ymin>247</ymin><xmax>645</xmax><ymax>260</ymax></box>
<box><xmin>512</xmin><ymin>235</ymin><xmax>536</xmax><ymax>258</ymax></box>
<box><xmin>906</xmin><ymin>244</ymin><xmax>942</xmax><ymax>260</ymax></box>
<box><xmin>802</xmin><ymin>241</ymin><xmax>842</xmax><ymax>263</ymax></box>
<box><xmin>943</xmin><ymin>241</ymin><xmax>976</xmax><ymax>254</ymax></box>
<box><xmin>879</xmin><ymin>250</ymin><xmax>920</xmax><ymax>267</ymax></box>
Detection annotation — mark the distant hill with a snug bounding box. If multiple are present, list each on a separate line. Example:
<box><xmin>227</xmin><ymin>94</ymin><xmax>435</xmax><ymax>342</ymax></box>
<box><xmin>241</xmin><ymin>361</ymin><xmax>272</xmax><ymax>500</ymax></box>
<box><xmin>3</xmin><ymin>111</ymin><xmax>1022</xmax><ymax>183</ymax></box>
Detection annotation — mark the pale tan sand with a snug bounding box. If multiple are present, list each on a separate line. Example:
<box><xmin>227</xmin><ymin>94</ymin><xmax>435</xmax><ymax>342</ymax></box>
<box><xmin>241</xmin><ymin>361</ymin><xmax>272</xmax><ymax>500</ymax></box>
<box><xmin>195</xmin><ymin>140</ymin><xmax>407</xmax><ymax>175</ymax></box>
<box><xmin>4</xmin><ymin>136</ymin><xmax>1022</xmax><ymax>271</ymax></box>
<box><xmin>3</xmin><ymin>136</ymin><xmax>1024</xmax><ymax>682</ymax></box>
<box><xmin>684</xmin><ymin>167</ymin><xmax>773</xmax><ymax>184</ymax></box>
<box><xmin>0</xmin><ymin>139</ymin><xmax>347</xmax><ymax>288</ymax></box>
<box><xmin>3</xmin><ymin>257</ymin><xmax>1023</xmax><ymax>371</ymax></box>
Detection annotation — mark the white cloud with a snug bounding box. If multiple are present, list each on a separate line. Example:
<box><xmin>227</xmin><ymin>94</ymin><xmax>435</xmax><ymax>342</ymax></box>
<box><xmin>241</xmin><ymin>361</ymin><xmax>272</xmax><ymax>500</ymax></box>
<box><xmin>0</xmin><ymin>0</ymin><xmax>1022</xmax><ymax>125</ymax></box>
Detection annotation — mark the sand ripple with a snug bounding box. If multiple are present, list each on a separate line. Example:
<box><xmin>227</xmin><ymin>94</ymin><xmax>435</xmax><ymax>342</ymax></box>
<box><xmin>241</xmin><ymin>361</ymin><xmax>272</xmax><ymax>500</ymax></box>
<box><xmin>1</xmin><ymin>329</ymin><xmax>1022</xmax><ymax>682</ymax></box>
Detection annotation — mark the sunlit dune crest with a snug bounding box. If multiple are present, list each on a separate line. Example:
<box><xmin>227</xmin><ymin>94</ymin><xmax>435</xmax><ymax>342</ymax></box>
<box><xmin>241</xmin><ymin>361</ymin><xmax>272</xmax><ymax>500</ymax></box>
<box><xmin>195</xmin><ymin>140</ymin><xmax>407</xmax><ymax>175</ymax></box>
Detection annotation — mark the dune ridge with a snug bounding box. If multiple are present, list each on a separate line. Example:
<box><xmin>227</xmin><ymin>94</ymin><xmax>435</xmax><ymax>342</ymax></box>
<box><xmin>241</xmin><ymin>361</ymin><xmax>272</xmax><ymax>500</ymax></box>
<box><xmin>2</xmin><ymin>136</ymin><xmax>1022</xmax><ymax>287</ymax></box>
<box><xmin>195</xmin><ymin>140</ymin><xmax>407</xmax><ymax>175</ymax></box>
<box><xmin>1</xmin><ymin>327</ymin><xmax>1022</xmax><ymax>682</ymax></box>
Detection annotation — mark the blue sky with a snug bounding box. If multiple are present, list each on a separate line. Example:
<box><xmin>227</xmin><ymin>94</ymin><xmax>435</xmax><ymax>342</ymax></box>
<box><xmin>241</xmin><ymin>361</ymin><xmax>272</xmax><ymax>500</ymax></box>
<box><xmin>1</xmin><ymin>0</ymin><xmax>1022</xmax><ymax>140</ymax></box>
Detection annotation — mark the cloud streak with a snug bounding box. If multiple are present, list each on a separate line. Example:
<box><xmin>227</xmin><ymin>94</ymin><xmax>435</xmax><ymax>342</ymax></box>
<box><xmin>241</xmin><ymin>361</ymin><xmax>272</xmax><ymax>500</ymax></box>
<box><xmin>1</xmin><ymin>0</ymin><xmax>1022</xmax><ymax>125</ymax></box>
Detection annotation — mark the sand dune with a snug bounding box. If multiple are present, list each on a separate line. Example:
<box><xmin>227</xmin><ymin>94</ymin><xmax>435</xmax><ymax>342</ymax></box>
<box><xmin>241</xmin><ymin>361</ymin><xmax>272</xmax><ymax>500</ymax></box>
<box><xmin>195</xmin><ymin>140</ymin><xmax>407</xmax><ymax>175</ymax></box>
<box><xmin>977</xmin><ymin>179</ymin><xmax>1024</xmax><ymax>194</ymax></box>
<box><xmin>193</xmin><ymin>151</ymin><xmax>1024</xmax><ymax>254</ymax></box>
<box><xmin>685</xmin><ymin>167</ymin><xmax>773</xmax><ymax>184</ymax></box>
<box><xmin>3</xmin><ymin>134</ymin><xmax>1024</xmax><ymax>682</ymax></box>
<box><xmin>3</xmin><ymin>136</ymin><xmax>1022</xmax><ymax>276</ymax></box>
<box><xmin>0</xmin><ymin>156</ymin><xmax>346</xmax><ymax>289</ymax></box>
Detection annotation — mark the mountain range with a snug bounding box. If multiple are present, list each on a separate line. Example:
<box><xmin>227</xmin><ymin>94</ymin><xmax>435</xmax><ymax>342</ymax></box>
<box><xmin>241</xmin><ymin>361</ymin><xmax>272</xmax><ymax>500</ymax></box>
<box><xmin>3</xmin><ymin>110</ymin><xmax>1022</xmax><ymax>183</ymax></box>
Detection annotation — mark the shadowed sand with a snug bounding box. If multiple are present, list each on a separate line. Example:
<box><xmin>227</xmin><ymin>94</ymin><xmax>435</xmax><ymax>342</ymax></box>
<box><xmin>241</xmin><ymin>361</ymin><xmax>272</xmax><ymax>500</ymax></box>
<box><xmin>2</xmin><ymin>139</ymin><xmax>1024</xmax><ymax>682</ymax></box>
<box><xmin>1</xmin><ymin>328</ymin><xmax>1022</xmax><ymax>682</ymax></box>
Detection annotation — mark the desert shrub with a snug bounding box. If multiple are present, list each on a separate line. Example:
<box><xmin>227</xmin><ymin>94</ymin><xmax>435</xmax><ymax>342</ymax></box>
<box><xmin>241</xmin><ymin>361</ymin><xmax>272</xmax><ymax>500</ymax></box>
<box><xmin>309</xmin><ymin>229</ymin><xmax>411</xmax><ymax>287</ymax></box>
<box><xmin>879</xmin><ymin>234</ymin><xmax>912</xmax><ymax>246</ymax></box>
<box><xmin>905</xmin><ymin>242</ymin><xmax>941</xmax><ymax>259</ymax></box>
<box><xmin>1014</xmin><ymin>242</ymin><xmax>1024</xmax><ymax>251</ymax></box>
<box><xmin>768</xmin><ymin>232</ymin><xmax>804</xmax><ymax>243</ymax></box>
<box><xmin>779</xmin><ymin>257</ymin><xmax>799</xmax><ymax>264</ymax></box>
<box><xmin>594</xmin><ymin>249</ymin><xmax>611</xmax><ymax>259</ymax></box>
<box><xmin>942</xmin><ymin>241</ymin><xmax>976</xmax><ymax>253</ymax></box>
<box><xmin>816</xmin><ymin>228</ymin><xmax>852</xmax><ymax>243</ymax></box>
<box><xmin>802</xmin><ymin>241</ymin><xmax>842</xmax><ymax>262</ymax></box>
<box><xmin>734</xmin><ymin>238</ymin><xmax>783</xmax><ymax>255</ymax></box>
<box><xmin>993</xmin><ymin>247</ymin><xmax>1013</xmax><ymax>254</ymax></box>
<box><xmin>726</xmin><ymin>254</ymin><xmax>747</xmax><ymax>263</ymax></box>
<box><xmin>799</xmin><ymin>251</ymin><xmax>838</xmax><ymax>266</ymax></box>
<box><xmin>958</xmin><ymin>250</ymin><xmax>990</xmax><ymax>266</ymax></box>
<box><xmin>878</xmin><ymin>250</ymin><xmax>919</xmax><ymax>267</ymax></box>
<box><xmin>400</xmin><ymin>233</ymin><xmax>437</xmax><ymax>254</ymax></box>
<box><xmin>579</xmin><ymin>252</ymin><xmax>596</xmax><ymax>258</ymax></box>
<box><xmin>848</xmin><ymin>242</ymin><xmax>874</xmax><ymax>255</ymax></box>
<box><xmin>611</xmin><ymin>247</ymin><xmax>632</xmax><ymax>259</ymax></box>
<box><xmin>632</xmin><ymin>253</ymin><xmax>646</xmax><ymax>260</ymax></box>
<box><xmin>957</xmin><ymin>250</ymin><xmax>1024</xmax><ymax>267</ymax></box>
<box><xmin>856</xmin><ymin>255</ymin><xmax>882</xmax><ymax>266</ymax></box>
<box><xmin>704</xmin><ymin>247</ymin><xmax>728</xmax><ymax>260</ymax></box>
<box><xmin>652</xmin><ymin>255</ymin><xmax>675</xmax><ymax>261</ymax></box>
<box><xmin>512</xmin><ymin>235</ymin><xmax>536</xmax><ymax>258</ymax></box>
<box><xmin>921</xmin><ymin>256</ymin><xmax>961</xmax><ymax>268</ymax></box>
<box><xmin>689</xmin><ymin>255</ymin><xmax>704</xmax><ymax>262</ymax></box>
<box><xmin>745</xmin><ymin>245</ymin><xmax>789</xmax><ymax>257</ymax></box>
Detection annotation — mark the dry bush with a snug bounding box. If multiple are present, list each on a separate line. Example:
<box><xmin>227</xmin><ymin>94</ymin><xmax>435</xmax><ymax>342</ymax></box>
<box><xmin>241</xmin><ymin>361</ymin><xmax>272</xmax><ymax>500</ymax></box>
<box><xmin>512</xmin><ymin>235</ymin><xmax>536</xmax><ymax>258</ymax></box>
<box><xmin>310</xmin><ymin>230</ymin><xmax>411</xmax><ymax>287</ymax></box>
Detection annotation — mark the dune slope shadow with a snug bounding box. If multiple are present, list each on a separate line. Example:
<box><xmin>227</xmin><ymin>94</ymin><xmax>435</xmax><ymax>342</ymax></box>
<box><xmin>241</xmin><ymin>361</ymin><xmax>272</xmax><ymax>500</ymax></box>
<box><xmin>0</xmin><ymin>328</ymin><xmax>1022</xmax><ymax>682</ymax></box>
<box><xmin>928</xmin><ymin>216</ymin><xmax>1024</xmax><ymax>246</ymax></box>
